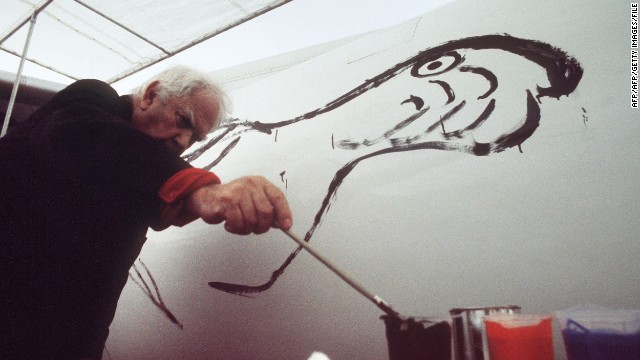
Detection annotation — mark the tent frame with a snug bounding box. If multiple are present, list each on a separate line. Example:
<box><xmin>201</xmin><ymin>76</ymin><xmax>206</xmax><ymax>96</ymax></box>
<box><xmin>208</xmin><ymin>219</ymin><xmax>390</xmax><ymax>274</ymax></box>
<box><xmin>0</xmin><ymin>1</ymin><xmax>53</xmax><ymax>137</ymax></box>
<box><xmin>0</xmin><ymin>0</ymin><xmax>294</xmax><ymax>137</ymax></box>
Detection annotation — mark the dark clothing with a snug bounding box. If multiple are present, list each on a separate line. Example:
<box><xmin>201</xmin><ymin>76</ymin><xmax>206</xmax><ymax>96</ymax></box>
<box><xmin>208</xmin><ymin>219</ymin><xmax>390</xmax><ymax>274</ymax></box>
<box><xmin>0</xmin><ymin>80</ymin><xmax>191</xmax><ymax>359</ymax></box>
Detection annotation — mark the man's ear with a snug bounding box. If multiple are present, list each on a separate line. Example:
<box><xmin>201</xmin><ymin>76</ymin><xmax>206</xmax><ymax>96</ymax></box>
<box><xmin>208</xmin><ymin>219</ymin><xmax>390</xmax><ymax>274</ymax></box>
<box><xmin>140</xmin><ymin>80</ymin><xmax>160</xmax><ymax>110</ymax></box>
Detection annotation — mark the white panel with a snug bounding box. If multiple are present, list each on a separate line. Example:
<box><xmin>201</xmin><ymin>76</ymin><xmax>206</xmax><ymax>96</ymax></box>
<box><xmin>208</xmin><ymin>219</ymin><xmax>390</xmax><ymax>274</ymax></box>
<box><xmin>106</xmin><ymin>0</ymin><xmax>638</xmax><ymax>359</ymax></box>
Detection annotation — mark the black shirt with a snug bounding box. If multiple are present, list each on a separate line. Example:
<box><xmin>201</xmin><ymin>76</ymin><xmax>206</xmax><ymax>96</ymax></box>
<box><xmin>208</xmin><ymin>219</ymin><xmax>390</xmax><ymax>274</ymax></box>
<box><xmin>0</xmin><ymin>79</ymin><xmax>191</xmax><ymax>359</ymax></box>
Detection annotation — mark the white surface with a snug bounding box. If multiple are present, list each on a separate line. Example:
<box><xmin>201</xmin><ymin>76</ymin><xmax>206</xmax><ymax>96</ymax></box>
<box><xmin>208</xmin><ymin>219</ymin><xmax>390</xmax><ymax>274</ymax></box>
<box><xmin>104</xmin><ymin>0</ymin><xmax>639</xmax><ymax>359</ymax></box>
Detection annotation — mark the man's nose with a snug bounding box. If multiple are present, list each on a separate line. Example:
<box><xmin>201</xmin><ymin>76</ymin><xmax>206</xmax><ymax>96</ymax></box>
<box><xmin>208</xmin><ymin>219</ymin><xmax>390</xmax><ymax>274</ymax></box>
<box><xmin>174</xmin><ymin>130</ymin><xmax>193</xmax><ymax>154</ymax></box>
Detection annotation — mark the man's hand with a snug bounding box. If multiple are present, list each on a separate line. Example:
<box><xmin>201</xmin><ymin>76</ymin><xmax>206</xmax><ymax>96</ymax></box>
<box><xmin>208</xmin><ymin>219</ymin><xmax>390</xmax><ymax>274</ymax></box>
<box><xmin>185</xmin><ymin>176</ymin><xmax>292</xmax><ymax>235</ymax></box>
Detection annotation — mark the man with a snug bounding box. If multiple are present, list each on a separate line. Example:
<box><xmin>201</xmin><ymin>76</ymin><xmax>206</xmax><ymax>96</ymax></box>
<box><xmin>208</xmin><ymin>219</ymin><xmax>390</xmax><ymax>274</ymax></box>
<box><xmin>0</xmin><ymin>66</ymin><xmax>292</xmax><ymax>359</ymax></box>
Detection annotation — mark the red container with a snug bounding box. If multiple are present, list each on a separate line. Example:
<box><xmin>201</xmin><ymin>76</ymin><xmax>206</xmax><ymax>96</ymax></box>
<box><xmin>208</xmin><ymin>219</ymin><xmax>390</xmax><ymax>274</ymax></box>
<box><xmin>484</xmin><ymin>314</ymin><xmax>553</xmax><ymax>360</ymax></box>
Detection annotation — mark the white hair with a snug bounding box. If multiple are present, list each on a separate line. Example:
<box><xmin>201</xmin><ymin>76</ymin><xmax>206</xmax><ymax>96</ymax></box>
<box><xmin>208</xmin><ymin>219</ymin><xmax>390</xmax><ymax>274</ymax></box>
<box><xmin>135</xmin><ymin>65</ymin><xmax>231</xmax><ymax>125</ymax></box>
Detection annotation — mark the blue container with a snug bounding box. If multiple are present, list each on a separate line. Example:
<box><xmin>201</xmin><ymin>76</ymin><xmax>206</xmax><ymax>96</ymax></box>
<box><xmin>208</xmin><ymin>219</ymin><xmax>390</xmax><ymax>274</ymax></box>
<box><xmin>562</xmin><ymin>326</ymin><xmax>640</xmax><ymax>360</ymax></box>
<box><xmin>556</xmin><ymin>305</ymin><xmax>640</xmax><ymax>360</ymax></box>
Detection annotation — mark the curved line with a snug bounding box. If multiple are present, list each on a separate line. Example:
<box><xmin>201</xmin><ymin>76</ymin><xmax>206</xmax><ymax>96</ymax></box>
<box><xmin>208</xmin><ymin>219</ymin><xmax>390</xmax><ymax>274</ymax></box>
<box><xmin>428</xmin><ymin>80</ymin><xmax>455</xmax><ymax>104</ymax></box>
<box><xmin>444</xmin><ymin>98</ymin><xmax>496</xmax><ymax>139</ymax></box>
<box><xmin>207</xmin><ymin>140</ymin><xmax>480</xmax><ymax>296</ymax></box>
<box><xmin>208</xmin><ymin>247</ymin><xmax>303</xmax><ymax>295</ymax></box>
<box><xmin>486</xmin><ymin>90</ymin><xmax>541</xmax><ymax>152</ymax></box>
<box><xmin>459</xmin><ymin>66</ymin><xmax>498</xmax><ymax>99</ymax></box>
<box><xmin>400</xmin><ymin>95</ymin><xmax>425</xmax><ymax>110</ymax></box>
<box><xmin>205</xmin><ymin>35</ymin><xmax>582</xmax><ymax>297</ymax></box>
<box><xmin>193</xmin><ymin>34</ymin><xmax>581</xmax><ymax>136</ymax></box>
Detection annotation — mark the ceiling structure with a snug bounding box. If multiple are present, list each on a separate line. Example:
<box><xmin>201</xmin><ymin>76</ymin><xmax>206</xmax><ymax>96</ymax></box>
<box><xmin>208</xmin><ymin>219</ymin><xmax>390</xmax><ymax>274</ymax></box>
<box><xmin>0</xmin><ymin>0</ymin><xmax>294</xmax><ymax>84</ymax></box>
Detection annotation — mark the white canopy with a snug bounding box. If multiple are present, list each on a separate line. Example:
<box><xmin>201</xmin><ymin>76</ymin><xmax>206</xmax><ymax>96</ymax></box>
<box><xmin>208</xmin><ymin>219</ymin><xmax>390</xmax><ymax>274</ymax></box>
<box><xmin>0</xmin><ymin>0</ymin><xmax>293</xmax><ymax>83</ymax></box>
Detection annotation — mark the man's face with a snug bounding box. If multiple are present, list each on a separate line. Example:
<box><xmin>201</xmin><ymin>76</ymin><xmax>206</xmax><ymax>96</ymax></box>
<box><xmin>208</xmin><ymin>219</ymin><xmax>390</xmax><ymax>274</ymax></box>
<box><xmin>133</xmin><ymin>81</ymin><xmax>220</xmax><ymax>155</ymax></box>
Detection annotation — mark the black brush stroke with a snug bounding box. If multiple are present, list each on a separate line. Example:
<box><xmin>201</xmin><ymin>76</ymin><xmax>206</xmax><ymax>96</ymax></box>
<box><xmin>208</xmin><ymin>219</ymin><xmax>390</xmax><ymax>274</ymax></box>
<box><xmin>203</xmin><ymin>34</ymin><xmax>581</xmax><ymax>296</ymax></box>
<box><xmin>129</xmin><ymin>259</ymin><xmax>184</xmax><ymax>329</ymax></box>
<box><xmin>189</xmin><ymin>34</ymin><xmax>581</xmax><ymax>159</ymax></box>
<box><xmin>429</xmin><ymin>80</ymin><xmax>456</xmax><ymax>104</ymax></box>
<box><xmin>206</xmin><ymin>90</ymin><xmax>543</xmax><ymax>296</ymax></box>
<box><xmin>338</xmin><ymin>107</ymin><xmax>429</xmax><ymax>149</ymax></box>
<box><xmin>401</xmin><ymin>94</ymin><xmax>426</xmax><ymax>110</ymax></box>
<box><xmin>459</xmin><ymin>66</ymin><xmax>498</xmax><ymax>99</ymax></box>
<box><xmin>444</xmin><ymin>98</ymin><xmax>496</xmax><ymax>139</ymax></box>
<box><xmin>182</xmin><ymin>123</ymin><xmax>238</xmax><ymax>162</ymax></box>
<box><xmin>203</xmin><ymin>136</ymin><xmax>241</xmax><ymax>171</ymax></box>
<box><xmin>426</xmin><ymin>100</ymin><xmax>466</xmax><ymax>134</ymax></box>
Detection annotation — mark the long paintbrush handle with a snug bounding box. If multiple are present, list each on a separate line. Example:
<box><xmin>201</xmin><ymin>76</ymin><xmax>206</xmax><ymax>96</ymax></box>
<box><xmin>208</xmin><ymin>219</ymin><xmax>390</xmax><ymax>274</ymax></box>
<box><xmin>281</xmin><ymin>229</ymin><xmax>400</xmax><ymax>318</ymax></box>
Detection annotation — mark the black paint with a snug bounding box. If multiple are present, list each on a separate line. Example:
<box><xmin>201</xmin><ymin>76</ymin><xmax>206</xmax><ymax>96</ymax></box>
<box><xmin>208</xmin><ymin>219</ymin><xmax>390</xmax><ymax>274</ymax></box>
<box><xmin>338</xmin><ymin>107</ymin><xmax>430</xmax><ymax>149</ymax></box>
<box><xmin>401</xmin><ymin>94</ymin><xmax>426</xmax><ymax>110</ymax></box>
<box><xmin>202</xmin><ymin>34</ymin><xmax>582</xmax><ymax>296</ymax></box>
<box><xmin>428</xmin><ymin>80</ymin><xmax>455</xmax><ymax>104</ymax></box>
<box><xmin>459</xmin><ymin>66</ymin><xmax>498</xmax><ymax>100</ymax></box>
<box><xmin>129</xmin><ymin>259</ymin><xmax>183</xmax><ymax>329</ymax></box>
<box><xmin>203</xmin><ymin>136</ymin><xmax>241</xmax><ymax>171</ymax></box>
<box><xmin>382</xmin><ymin>315</ymin><xmax>452</xmax><ymax>360</ymax></box>
<box><xmin>582</xmin><ymin>107</ymin><xmax>589</xmax><ymax>128</ymax></box>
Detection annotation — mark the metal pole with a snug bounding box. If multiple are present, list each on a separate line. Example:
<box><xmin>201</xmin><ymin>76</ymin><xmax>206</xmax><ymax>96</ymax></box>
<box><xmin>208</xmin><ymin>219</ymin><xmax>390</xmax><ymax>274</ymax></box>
<box><xmin>107</xmin><ymin>0</ymin><xmax>295</xmax><ymax>83</ymax></box>
<box><xmin>0</xmin><ymin>0</ymin><xmax>53</xmax><ymax>45</ymax></box>
<box><xmin>1</xmin><ymin>12</ymin><xmax>38</xmax><ymax>137</ymax></box>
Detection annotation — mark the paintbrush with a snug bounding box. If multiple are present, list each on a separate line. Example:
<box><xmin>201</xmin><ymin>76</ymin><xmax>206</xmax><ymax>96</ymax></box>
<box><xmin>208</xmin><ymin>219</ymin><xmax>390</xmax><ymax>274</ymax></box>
<box><xmin>282</xmin><ymin>229</ymin><xmax>400</xmax><ymax>318</ymax></box>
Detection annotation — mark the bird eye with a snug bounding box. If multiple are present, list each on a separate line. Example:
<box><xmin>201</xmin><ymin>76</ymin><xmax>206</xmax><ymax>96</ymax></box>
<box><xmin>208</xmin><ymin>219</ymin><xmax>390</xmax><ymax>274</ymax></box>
<box><xmin>411</xmin><ymin>51</ymin><xmax>463</xmax><ymax>78</ymax></box>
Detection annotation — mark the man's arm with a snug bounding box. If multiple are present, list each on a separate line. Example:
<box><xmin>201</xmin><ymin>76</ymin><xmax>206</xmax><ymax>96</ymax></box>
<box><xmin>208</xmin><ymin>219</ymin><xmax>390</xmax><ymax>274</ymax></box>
<box><xmin>34</xmin><ymin>79</ymin><xmax>293</xmax><ymax>235</ymax></box>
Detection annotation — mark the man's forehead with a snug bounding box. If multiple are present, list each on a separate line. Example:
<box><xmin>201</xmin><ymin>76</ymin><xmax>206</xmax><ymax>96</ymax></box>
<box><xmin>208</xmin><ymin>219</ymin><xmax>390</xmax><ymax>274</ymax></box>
<box><xmin>193</xmin><ymin>94</ymin><xmax>220</xmax><ymax>130</ymax></box>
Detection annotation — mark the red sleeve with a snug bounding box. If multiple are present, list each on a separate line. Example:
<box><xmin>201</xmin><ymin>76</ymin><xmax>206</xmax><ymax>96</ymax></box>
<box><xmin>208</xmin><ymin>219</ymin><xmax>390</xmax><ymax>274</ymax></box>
<box><xmin>153</xmin><ymin>168</ymin><xmax>221</xmax><ymax>230</ymax></box>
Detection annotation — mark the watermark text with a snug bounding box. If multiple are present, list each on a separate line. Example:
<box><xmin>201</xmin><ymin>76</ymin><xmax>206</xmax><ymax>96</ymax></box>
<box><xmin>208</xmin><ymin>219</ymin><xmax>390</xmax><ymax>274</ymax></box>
<box><xmin>632</xmin><ymin>3</ymin><xmax>638</xmax><ymax>108</ymax></box>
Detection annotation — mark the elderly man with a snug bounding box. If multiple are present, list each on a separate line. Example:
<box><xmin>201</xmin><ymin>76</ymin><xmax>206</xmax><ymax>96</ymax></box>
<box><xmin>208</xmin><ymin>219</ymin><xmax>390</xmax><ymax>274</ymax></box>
<box><xmin>0</xmin><ymin>66</ymin><xmax>292</xmax><ymax>359</ymax></box>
